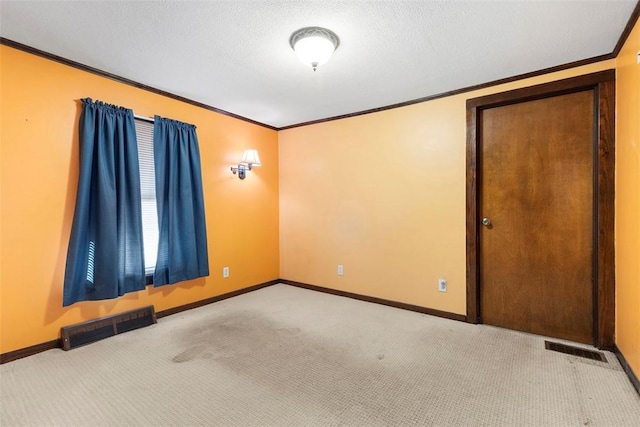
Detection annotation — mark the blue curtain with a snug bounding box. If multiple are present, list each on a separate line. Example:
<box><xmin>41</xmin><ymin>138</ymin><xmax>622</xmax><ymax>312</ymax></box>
<box><xmin>153</xmin><ymin>116</ymin><xmax>209</xmax><ymax>286</ymax></box>
<box><xmin>63</xmin><ymin>99</ymin><xmax>145</xmax><ymax>306</ymax></box>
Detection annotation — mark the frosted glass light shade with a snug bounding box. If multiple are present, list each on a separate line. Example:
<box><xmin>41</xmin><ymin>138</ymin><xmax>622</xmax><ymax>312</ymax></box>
<box><xmin>290</xmin><ymin>27</ymin><xmax>340</xmax><ymax>71</ymax></box>
<box><xmin>293</xmin><ymin>37</ymin><xmax>335</xmax><ymax>69</ymax></box>
<box><xmin>240</xmin><ymin>149</ymin><xmax>261</xmax><ymax>167</ymax></box>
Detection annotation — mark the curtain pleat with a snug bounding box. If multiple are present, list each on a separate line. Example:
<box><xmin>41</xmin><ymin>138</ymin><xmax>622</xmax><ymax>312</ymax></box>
<box><xmin>152</xmin><ymin>116</ymin><xmax>209</xmax><ymax>286</ymax></box>
<box><xmin>63</xmin><ymin>98</ymin><xmax>145</xmax><ymax>306</ymax></box>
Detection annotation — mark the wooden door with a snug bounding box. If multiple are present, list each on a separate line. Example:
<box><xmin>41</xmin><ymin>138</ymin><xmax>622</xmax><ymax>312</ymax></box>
<box><xmin>478</xmin><ymin>90</ymin><xmax>594</xmax><ymax>344</ymax></box>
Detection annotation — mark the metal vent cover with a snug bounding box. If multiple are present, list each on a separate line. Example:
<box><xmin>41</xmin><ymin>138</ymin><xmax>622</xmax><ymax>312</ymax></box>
<box><xmin>545</xmin><ymin>341</ymin><xmax>607</xmax><ymax>363</ymax></box>
<box><xmin>61</xmin><ymin>306</ymin><xmax>156</xmax><ymax>350</ymax></box>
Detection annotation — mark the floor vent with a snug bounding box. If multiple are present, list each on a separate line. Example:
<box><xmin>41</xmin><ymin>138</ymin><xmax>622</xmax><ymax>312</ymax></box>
<box><xmin>544</xmin><ymin>341</ymin><xmax>607</xmax><ymax>362</ymax></box>
<box><xmin>61</xmin><ymin>306</ymin><xmax>156</xmax><ymax>351</ymax></box>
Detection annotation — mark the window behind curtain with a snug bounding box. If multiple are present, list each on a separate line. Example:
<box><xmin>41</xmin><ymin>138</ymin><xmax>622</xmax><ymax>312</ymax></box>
<box><xmin>134</xmin><ymin>119</ymin><xmax>159</xmax><ymax>274</ymax></box>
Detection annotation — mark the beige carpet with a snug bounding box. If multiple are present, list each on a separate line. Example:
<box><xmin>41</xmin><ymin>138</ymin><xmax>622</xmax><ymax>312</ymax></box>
<box><xmin>1</xmin><ymin>284</ymin><xmax>639</xmax><ymax>426</ymax></box>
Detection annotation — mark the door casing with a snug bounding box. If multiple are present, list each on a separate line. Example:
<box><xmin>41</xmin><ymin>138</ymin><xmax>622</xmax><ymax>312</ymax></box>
<box><xmin>465</xmin><ymin>70</ymin><xmax>616</xmax><ymax>349</ymax></box>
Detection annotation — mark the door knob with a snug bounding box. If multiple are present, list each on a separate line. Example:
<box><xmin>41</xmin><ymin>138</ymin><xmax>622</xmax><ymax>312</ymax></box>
<box><xmin>482</xmin><ymin>217</ymin><xmax>491</xmax><ymax>226</ymax></box>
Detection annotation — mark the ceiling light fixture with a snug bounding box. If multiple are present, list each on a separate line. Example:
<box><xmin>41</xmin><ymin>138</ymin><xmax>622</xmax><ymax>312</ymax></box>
<box><xmin>289</xmin><ymin>26</ymin><xmax>340</xmax><ymax>72</ymax></box>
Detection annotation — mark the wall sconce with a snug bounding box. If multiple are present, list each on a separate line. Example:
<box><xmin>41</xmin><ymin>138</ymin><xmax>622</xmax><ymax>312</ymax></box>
<box><xmin>231</xmin><ymin>149</ymin><xmax>261</xmax><ymax>180</ymax></box>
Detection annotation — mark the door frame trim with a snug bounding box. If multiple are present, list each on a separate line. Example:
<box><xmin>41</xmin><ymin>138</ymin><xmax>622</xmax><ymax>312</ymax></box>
<box><xmin>465</xmin><ymin>69</ymin><xmax>615</xmax><ymax>349</ymax></box>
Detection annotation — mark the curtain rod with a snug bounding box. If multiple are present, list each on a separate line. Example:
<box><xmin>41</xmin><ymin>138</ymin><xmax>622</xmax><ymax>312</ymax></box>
<box><xmin>134</xmin><ymin>114</ymin><xmax>154</xmax><ymax>123</ymax></box>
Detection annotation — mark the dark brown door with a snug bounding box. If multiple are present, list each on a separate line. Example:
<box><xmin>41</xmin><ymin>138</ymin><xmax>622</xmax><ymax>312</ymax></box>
<box><xmin>479</xmin><ymin>90</ymin><xmax>594</xmax><ymax>344</ymax></box>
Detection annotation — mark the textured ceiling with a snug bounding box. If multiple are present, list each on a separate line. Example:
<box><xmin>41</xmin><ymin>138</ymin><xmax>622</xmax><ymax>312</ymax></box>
<box><xmin>0</xmin><ymin>1</ymin><xmax>636</xmax><ymax>128</ymax></box>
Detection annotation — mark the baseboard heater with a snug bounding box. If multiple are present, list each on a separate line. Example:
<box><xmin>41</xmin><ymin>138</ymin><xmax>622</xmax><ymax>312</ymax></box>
<box><xmin>61</xmin><ymin>305</ymin><xmax>157</xmax><ymax>350</ymax></box>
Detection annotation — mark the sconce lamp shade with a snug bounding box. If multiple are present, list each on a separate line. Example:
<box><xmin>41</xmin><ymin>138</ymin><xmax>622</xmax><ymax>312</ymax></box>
<box><xmin>240</xmin><ymin>149</ymin><xmax>261</xmax><ymax>167</ymax></box>
<box><xmin>290</xmin><ymin>27</ymin><xmax>340</xmax><ymax>71</ymax></box>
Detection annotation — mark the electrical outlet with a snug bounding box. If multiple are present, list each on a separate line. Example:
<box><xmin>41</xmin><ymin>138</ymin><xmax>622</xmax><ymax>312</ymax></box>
<box><xmin>337</xmin><ymin>265</ymin><xmax>344</xmax><ymax>276</ymax></box>
<box><xmin>223</xmin><ymin>266</ymin><xmax>229</xmax><ymax>278</ymax></box>
<box><xmin>438</xmin><ymin>278</ymin><xmax>447</xmax><ymax>292</ymax></box>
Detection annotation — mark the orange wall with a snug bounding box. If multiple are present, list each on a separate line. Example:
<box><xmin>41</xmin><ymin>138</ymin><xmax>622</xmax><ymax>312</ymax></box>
<box><xmin>0</xmin><ymin>45</ymin><xmax>279</xmax><ymax>354</ymax></box>
<box><xmin>615</xmin><ymin>19</ymin><xmax>640</xmax><ymax>377</ymax></box>
<box><xmin>279</xmin><ymin>60</ymin><xmax>615</xmax><ymax>315</ymax></box>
